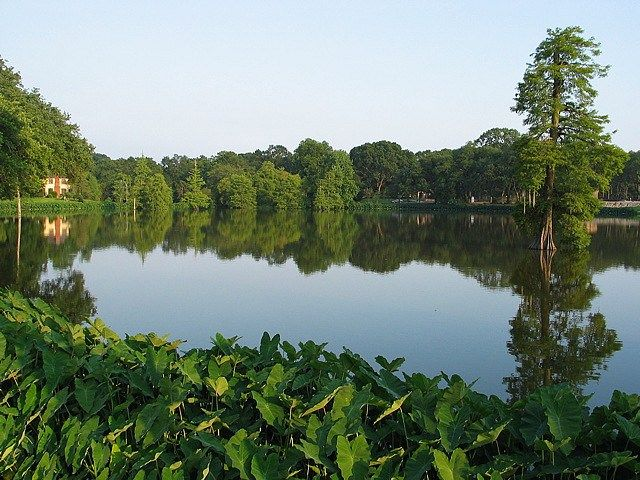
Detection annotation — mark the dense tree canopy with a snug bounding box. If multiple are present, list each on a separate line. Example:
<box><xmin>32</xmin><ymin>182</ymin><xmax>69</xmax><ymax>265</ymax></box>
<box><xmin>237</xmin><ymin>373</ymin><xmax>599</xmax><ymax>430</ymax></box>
<box><xmin>609</xmin><ymin>150</ymin><xmax>640</xmax><ymax>200</ymax></box>
<box><xmin>180</xmin><ymin>161</ymin><xmax>211</xmax><ymax>211</ymax></box>
<box><xmin>292</xmin><ymin>139</ymin><xmax>359</xmax><ymax>209</ymax></box>
<box><xmin>350</xmin><ymin>141</ymin><xmax>414</xmax><ymax>196</ymax></box>
<box><xmin>254</xmin><ymin>161</ymin><xmax>303</xmax><ymax>210</ymax></box>
<box><xmin>217</xmin><ymin>173</ymin><xmax>257</xmax><ymax>209</ymax></box>
<box><xmin>0</xmin><ymin>57</ymin><xmax>94</xmax><ymax>204</ymax></box>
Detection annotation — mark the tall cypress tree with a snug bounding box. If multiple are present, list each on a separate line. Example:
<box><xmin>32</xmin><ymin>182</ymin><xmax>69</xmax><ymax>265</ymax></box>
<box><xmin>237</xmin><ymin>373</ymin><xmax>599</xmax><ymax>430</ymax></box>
<box><xmin>513</xmin><ymin>27</ymin><xmax>626</xmax><ymax>250</ymax></box>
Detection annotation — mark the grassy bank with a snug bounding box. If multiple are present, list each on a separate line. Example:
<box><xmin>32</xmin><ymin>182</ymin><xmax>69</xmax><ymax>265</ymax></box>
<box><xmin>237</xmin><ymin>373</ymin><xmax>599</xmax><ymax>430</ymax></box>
<box><xmin>0</xmin><ymin>198</ymin><xmax>119</xmax><ymax>216</ymax></box>
<box><xmin>0</xmin><ymin>290</ymin><xmax>638</xmax><ymax>479</ymax></box>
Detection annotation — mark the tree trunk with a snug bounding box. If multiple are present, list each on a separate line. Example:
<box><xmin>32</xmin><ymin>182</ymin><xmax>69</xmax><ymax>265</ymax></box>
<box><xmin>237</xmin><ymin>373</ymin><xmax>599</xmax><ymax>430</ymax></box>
<box><xmin>16</xmin><ymin>186</ymin><xmax>22</xmax><ymax>219</ymax></box>
<box><xmin>532</xmin><ymin>165</ymin><xmax>557</xmax><ymax>251</ymax></box>
<box><xmin>531</xmin><ymin>50</ymin><xmax>561</xmax><ymax>251</ymax></box>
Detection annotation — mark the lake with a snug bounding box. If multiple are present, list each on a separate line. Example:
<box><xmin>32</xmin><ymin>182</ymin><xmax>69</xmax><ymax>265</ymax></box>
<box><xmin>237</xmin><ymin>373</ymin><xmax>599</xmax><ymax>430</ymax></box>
<box><xmin>1</xmin><ymin>210</ymin><xmax>639</xmax><ymax>404</ymax></box>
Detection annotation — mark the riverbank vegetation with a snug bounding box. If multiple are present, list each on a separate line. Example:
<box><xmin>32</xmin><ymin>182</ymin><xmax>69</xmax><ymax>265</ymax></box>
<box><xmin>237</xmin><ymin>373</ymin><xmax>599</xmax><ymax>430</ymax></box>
<box><xmin>0</xmin><ymin>198</ymin><xmax>117</xmax><ymax>216</ymax></box>
<box><xmin>0</xmin><ymin>290</ymin><xmax>638</xmax><ymax>479</ymax></box>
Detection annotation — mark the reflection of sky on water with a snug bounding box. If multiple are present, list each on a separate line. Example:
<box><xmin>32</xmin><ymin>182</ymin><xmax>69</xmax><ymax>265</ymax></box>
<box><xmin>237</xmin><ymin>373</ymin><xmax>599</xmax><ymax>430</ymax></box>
<box><xmin>76</xmin><ymin>246</ymin><xmax>639</xmax><ymax>403</ymax></box>
<box><xmin>589</xmin><ymin>268</ymin><xmax>640</xmax><ymax>404</ymax></box>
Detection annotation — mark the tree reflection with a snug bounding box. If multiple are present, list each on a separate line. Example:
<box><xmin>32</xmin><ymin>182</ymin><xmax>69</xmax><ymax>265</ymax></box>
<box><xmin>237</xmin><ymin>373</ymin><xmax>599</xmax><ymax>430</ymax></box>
<box><xmin>0</xmin><ymin>217</ymin><xmax>96</xmax><ymax>323</ymax></box>
<box><xmin>504</xmin><ymin>251</ymin><xmax>621</xmax><ymax>401</ymax></box>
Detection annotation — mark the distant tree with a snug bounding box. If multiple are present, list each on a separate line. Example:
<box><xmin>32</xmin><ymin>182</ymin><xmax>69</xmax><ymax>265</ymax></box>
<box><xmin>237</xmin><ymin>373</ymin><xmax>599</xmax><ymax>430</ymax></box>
<box><xmin>69</xmin><ymin>172</ymin><xmax>101</xmax><ymax>201</ymax></box>
<box><xmin>473</xmin><ymin>128</ymin><xmax>521</xmax><ymax>148</ymax></box>
<box><xmin>388</xmin><ymin>154</ymin><xmax>429</xmax><ymax>199</ymax></box>
<box><xmin>314</xmin><ymin>152</ymin><xmax>359</xmax><ymax>210</ymax></box>
<box><xmin>131</xmin><ymin>157</ymin><xmax>173</xmax><ymax>213</ymax></box>
<box><xmin>418</xmin><ymin>149</ymin><xmax>457</xmax><ymax>203</ymax></box>
<box><xmin>1</xmin><ymin>57</ymin><xmax>94</xmax><ymax>213</ymax></box>
<box><xmin>513</xmin><ymin>27</ymin><xmax>627</xmax><ymax>250</ymax></box>
<box><xmin>161</xmin><ymin>154</ymin><xmax>211</xmax><ymax>201</ymax></box>
<box><xmin>180</xmin><ymin>161</ymin><xmax>211</xmax><ymax>211</ymax></box>
<box><xmin>261</xmin><ymin>145</ymin><xmax>294</xmax><ymax>171</ymax></box>
<box><xmin>350</xmin><ymin>141</ymin><xmax>414</xmax><ymax>196</ymax></box>
<box><xmin>610</xmin><ymin>151</ymin><xmax>640</xmax><ymax>200</ymax></box>
<box><xmin>254</xmin><ymin>161</ymin><xmax>303</xmax><ymax>210</ymax></box>
<box><xmin>0</xmin><ymin>99</ymin><xmax>36</xmax><ymax>215</ymax></box>
<box><xmin>217</xmin><ymin>173</ymin><xmax>257</xmax><ymax>209</ymax></box>
<box><xmin>292</xmin><ymin>139</ymin><xmax>358</xmax><ymax>208</ymax></box>
<box><xmin>112</xmin><ymin>172</ymin><xmax>132</xmax><ymax>205</ymax></box>
<box><xmin>144</xmin><ymin>173</ymin><xmax>174</xmax><ymax>213</ymax></box>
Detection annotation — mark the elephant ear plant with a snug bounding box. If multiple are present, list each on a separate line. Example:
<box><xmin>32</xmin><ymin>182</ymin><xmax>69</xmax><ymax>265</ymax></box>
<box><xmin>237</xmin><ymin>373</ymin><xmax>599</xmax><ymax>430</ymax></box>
<box><xmin>0</xmin><ymin>289</ymin><xmax>638</xmax><ymax>479</ymax></box>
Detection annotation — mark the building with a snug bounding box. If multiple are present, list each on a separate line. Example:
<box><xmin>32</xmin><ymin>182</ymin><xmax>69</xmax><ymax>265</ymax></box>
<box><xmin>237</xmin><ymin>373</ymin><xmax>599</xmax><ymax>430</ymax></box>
<box><xmin>43</xmin><ymin>176</ymin><xmax>71</xmax><ymax>197</ymax></box>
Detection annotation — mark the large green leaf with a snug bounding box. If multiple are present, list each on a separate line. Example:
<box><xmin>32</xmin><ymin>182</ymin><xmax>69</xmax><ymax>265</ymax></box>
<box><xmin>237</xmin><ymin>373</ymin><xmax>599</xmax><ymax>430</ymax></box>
<box><xmin>252</xmin><ymin>391</ymin><xmax>285</xmax><ymax>427</ymax></box>
<box><xmin>250</xmin><ymin>452</ymin><xmax>279</xmax><ymax>480</ymax></box>
<box><xmin>614</xmin><ymin>413</ymin><xmax>640</xmax><ymax>446</ymax></box>
<box><xmin>436</xmin><ymin>402</ymin><xmax>470</xmax><ymax>452</ymax></box>
<box><xmin>404</xmin><ymin>443</ymin><xmax>433</xmax><ymax>480</ymax></box>
<box><xmin>301</xmin><ymin>386</ymin><xmax>341</xmax><ymax>417</ymax></box>
<box><xmin>467</xmin><ymin>421</ymin><xmax>509</xmax><ymax>451</ymax></box>
<box><xmin>74</xmin><ymin>378</ymin><xmax>98</xmax><ymax>414</ymax></box>
<box><xmin>336</xmin><ymin>435</ymin><xmax>371</xmax><ymax>480</ymax></box>
<box><xmin>331</xmin><ymin>384</ymin><xmax>355</xmax><ymax>420</ymax></box>
<box><xmin>178</xmin><ymin>354</ymin><xmax>202</xmax><ymax>386</ymax></box>
<box><xmin>224</xmin><ymin>429</ymin><xmax>256</xmax><ymax>480</ymax></box>
<box><xmin>432</xmin><ymin>448</ymin><xmax>469</xmax><ymax>480</ymax></box>
<box><xmin>541</xmin><ymin>388</ymin><xmax>582</xmax><ymax>441</ymax></box>
<box><xmin>519</xmin><ymin>400</ymin><xmax>547</xmax><ymax>445</ymax></box>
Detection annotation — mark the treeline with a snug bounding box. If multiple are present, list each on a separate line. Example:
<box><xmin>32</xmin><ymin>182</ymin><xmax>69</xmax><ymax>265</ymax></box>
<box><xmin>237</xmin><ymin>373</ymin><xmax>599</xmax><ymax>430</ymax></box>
<box><xmin>3</xmin><ymin>55</ymin><xmax>638</xmax><ymax>212</ymax></box>
<box><xmin>93</xmin><ymin>130</ymin><xmax>640</xmax><ymax>214</ymax></box>
<box><xmin>94</xmin><ymin>139</ymin><xmax>359</xmax><ymax>212</ymax></box>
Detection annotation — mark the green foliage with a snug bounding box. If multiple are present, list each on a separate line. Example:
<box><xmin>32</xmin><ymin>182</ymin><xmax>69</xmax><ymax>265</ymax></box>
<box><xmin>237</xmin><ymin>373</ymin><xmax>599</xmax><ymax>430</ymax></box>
<box><xmin>254</xmin><ymin>161</ymin><xmax>303</xmax><ymax>210</ymax></box>
<box><xmin>0</xmin><ymin>57</ymin><xmax>94</xmax><ymax>199</ymax></box>
<box><xmin>512</xmin><ymin>27</ymin><xmax>628</xmax><ymax>249</ymax></box>
<box><xmin>68</xmin><ymin>172</ymin><xmax>102</xmax><ymax>201</ymax></box>
<box><xmin>293</xmin><ymin>139</ymin><xmax>359</xmax><ymax>209</ymax></box>
<box><xmin>112</xmin><ymin>172</ymin><xmax>132</xmax><ymax>205</ymax></box>
<box><xmin>131</xmin><ymin>157</ymin><xmax>174</xmax><ymax>214</ymax></box>
<box><xmin>313</xmin><ymin>151</ymin><xmax>359</xmax><ymax>211</ymax></box>
<box><xmin>610</xmin><ymin>151</ymin><xmax>640</xmax><ymax>200</ymax></box>
<box><xmin>0</xmin><ymin>198</ymin><xmax>116</xmax><ymax>216</ymax></box>
<box><xmin>180</xmin><ymin>162</ymin><xmax>211</xmax><ymax>211</ymax></box>
<box><xmin>350</xmin><ymin>141</ymin><xmax>415</xmax><ymax>197</ymax></box>
<box><xmin>0</xmin><ymin>290</ymin><xmax>638</xmax><ymax>479</ymax></box>
<box><xmin>217</xmin><ymin>173</ymin><xmax>257</xmax><ymax>209</ymax></box>
<box><xmin>515</xmin><ymin>140</ymin><xmax>627</xmax><ymax>249</ymax></box>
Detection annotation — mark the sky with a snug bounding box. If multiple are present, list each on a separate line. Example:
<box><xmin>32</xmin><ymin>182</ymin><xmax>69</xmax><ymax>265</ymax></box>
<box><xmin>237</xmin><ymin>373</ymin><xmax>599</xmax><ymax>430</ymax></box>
<box><xmin>2</xmin><ymin>1</ymin><xmax>638</xmax><ymax>161</ymax></box>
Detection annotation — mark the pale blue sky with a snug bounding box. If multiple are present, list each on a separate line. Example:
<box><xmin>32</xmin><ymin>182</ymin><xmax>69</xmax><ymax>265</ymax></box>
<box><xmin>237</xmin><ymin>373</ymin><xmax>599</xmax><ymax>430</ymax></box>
<box><xmin>2</xmin><ymin>1</ymin><xmax>638</xmax><ymax>160</ymax></box>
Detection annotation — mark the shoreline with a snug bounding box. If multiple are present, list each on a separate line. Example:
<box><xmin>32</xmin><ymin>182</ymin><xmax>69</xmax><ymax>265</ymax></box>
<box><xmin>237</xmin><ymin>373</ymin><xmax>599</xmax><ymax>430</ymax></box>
<box><xmin>0</xmin><ymin>197</ymin><xmax>638</xmax><ymax>219</ymax></box>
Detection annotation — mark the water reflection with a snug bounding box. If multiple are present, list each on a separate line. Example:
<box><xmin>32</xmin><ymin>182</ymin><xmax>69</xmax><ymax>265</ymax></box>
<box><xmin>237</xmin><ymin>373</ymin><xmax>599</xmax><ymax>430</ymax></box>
<box><xmin>504</xmin><ymin>251</ymin><xmax>621</xmax><ymax>401</ymax></box>
<box><xmin>0</xmin><ymin>211</ymin><xmax>638</xmax><ymax>398</ymax></box>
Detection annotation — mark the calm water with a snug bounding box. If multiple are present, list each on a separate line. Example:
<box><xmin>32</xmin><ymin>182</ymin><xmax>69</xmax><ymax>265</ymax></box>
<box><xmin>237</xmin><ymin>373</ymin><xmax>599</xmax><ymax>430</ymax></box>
<box><xmin>1</xmin><ymin>211</ymin><xmax>639</xmax><ymax>404</ymax></box>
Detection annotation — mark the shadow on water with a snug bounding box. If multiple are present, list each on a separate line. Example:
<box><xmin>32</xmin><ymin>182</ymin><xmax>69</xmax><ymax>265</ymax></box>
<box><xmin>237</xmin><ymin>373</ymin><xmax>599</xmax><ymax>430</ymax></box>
<box><xmin>0</xmin><ymin>211</ymin><xmax>638</xmax><ymax>397</ymax></box>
